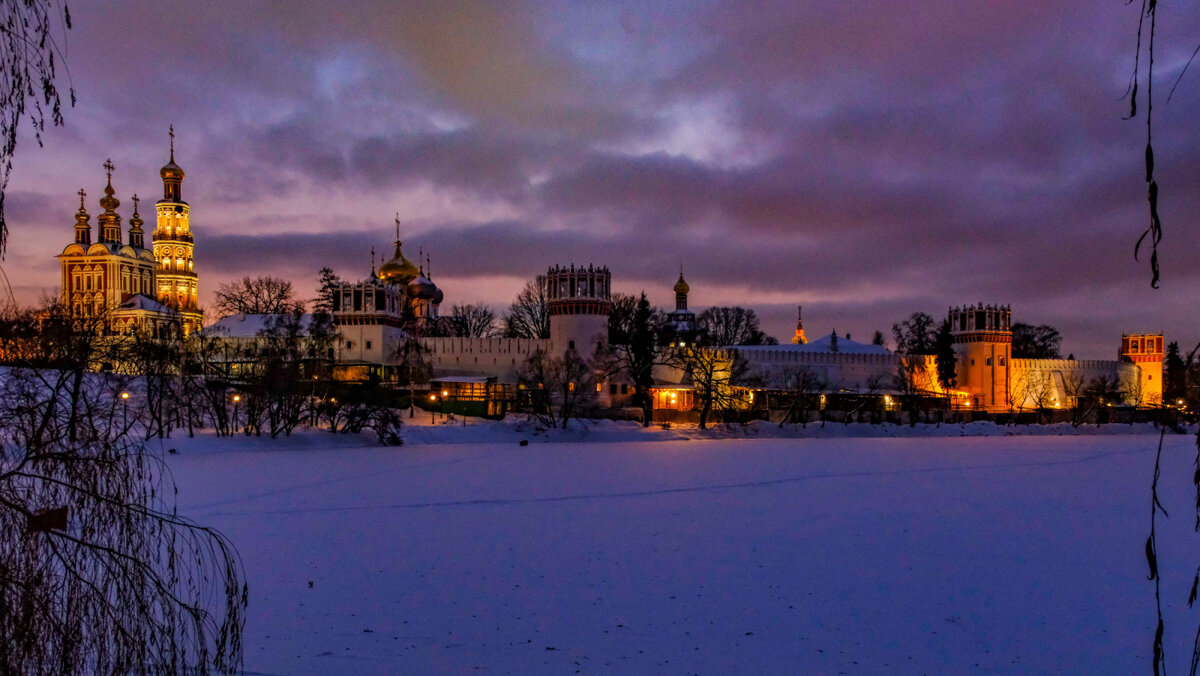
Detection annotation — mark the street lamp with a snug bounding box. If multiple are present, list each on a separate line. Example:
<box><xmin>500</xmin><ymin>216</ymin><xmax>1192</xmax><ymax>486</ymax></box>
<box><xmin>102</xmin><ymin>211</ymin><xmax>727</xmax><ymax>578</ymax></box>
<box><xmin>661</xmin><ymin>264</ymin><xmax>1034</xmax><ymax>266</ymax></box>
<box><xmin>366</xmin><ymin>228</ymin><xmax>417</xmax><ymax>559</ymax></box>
<box><xmin>232</xmin><ymin>394</ymin><xmax>241</xmax><ymax>435</ymax></box>
<box><xmin>120</xmin><ymin>391</ymin><xmax>130</xmax><ymax>428</ymax></box>
<box><xmin>429</xmin><ymin>393</ymin><xmax>437</xmax><ymax>424</ymax></box>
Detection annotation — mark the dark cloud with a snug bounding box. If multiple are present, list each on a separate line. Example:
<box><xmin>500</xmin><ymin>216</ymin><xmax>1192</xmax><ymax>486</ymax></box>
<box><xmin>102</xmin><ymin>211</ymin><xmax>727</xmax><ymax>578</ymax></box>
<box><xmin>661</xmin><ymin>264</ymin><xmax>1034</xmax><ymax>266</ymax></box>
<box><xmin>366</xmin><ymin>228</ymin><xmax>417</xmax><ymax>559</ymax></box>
<box><xmin>5</xmin><ymin>1</ymin><xmax>1200</xmax><ymax>360</ymax></box>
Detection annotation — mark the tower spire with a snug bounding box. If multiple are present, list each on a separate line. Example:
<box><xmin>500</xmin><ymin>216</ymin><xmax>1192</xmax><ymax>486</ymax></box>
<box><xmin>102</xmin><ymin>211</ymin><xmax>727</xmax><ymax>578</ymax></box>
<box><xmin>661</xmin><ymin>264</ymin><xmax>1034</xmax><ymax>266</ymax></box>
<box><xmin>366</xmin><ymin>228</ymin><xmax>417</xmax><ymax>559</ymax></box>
<box><xmin>370</xmin><ymin>246</ymin><xmax>376</xmax><ymax>277</ymax></box>
<box><xmin>97</xmin><ymin>159</ymin><xmax>122</xmax><ymax>244</ymax></box>
<box><xmin>73</xmin><ymin>188</ymin><xmax>91</xmax><ymax>245</ymax></box>
<box><xmin>128</xmin><ymin>194</ymin><xmax>145</xmax><ymax>248</ymax></box>
<box><xmin>792</xmin><ymin>306</ymin><xmax>807</xmax><ymax>344</ymax></box>
<box><xmin>159</xmin><ymin>126</ymin><xmax>185</xmax><ymax>203</ymax></box>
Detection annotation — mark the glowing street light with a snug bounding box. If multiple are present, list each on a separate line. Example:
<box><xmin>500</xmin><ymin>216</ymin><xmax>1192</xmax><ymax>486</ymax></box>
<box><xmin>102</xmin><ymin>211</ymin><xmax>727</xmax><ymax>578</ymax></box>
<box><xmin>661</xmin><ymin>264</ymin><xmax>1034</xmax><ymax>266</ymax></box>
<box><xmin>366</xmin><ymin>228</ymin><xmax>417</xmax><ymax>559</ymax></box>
<box><xmin>231</xmin><ymin>394</ymin><xmax>241</xmax><ymax>435</ymax></box>
<box><xmin>429</xmin><ymin>393</ymin><xmax>437</xmax><ymax>423</ymax></box>
<box><xmin>120</xmin><ymin>391</ymin><xmax>130</xmax><ymax>428</ymax></box>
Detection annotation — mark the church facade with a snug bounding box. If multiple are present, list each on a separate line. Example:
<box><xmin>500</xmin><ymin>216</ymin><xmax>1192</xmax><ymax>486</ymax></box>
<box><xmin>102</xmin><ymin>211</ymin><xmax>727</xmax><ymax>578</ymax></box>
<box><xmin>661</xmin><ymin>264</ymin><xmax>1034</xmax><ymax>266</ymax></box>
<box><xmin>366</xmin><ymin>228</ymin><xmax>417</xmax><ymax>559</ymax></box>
<box><xmin>56</xmin><ymin>130</ymin><xmax>201</xmax><ymax>335</ymax></box>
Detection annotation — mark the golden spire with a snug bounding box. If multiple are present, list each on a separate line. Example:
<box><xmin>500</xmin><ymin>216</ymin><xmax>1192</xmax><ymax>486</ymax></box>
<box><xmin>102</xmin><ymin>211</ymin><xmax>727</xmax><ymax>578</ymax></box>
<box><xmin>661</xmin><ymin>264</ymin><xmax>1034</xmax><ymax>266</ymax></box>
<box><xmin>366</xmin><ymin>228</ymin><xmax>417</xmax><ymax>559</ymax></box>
<box><xmin>169</xmin><ymin>124</ymin><xmax>175</xmax><ymax>162</ymax></box>
<box><xmin>370</xmin><ymin>245</ymin><xmax>376</xmax><ymax>276</ymax></box>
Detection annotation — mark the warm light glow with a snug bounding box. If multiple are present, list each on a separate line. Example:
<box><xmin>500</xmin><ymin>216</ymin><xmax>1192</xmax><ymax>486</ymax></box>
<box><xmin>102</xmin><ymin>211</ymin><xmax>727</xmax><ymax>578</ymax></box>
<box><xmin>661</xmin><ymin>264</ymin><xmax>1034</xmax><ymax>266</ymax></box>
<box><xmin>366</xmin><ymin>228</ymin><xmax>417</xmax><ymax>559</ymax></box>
<box><xmin>442</xmin><ymin>390</ymin><xmax>449</xmax><ymax>397</ymax></box>
<box><xmin>232</xmin><ymin>394</ymin><xmax>241</xmax><ymax>402</ymax></box>
<box><xmin>429</xmin><ymin>394</ymin><xmax>437</xmax><ymax>401</ymax></box>
<box><xmin>120</xmin><ymin>392</ymin><xmax>130</xmax><ymax>400</ymax></box>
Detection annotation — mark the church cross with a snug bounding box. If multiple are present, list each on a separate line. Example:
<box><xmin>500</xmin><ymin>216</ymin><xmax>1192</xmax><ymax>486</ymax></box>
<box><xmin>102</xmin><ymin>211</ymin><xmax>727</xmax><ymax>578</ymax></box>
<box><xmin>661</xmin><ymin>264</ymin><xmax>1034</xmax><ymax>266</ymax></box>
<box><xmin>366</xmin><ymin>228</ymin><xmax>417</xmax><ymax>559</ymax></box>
<box><xmin>77</xmin><ymin>188</ymin><xmax>86</xmax><ymax>209</ymax></box>
<box><xmin>103</xmin><ymin>158</ymin><xmax>114</xmax><ymax>180</ymax></box>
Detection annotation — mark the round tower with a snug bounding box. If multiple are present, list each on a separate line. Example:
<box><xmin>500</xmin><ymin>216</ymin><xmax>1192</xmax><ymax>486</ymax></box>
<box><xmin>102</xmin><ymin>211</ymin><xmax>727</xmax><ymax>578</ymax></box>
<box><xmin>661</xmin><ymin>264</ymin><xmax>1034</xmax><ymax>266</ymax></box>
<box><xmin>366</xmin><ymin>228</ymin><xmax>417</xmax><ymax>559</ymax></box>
<box><xmin>547</xmin><ymin>264</ymin><xmax>611</xmax><ymax>359</ymax></box>
<box><xmin>948</xmin><ymin>303</ymin><xmax>1012</xmax><ymax>410</ymax></box>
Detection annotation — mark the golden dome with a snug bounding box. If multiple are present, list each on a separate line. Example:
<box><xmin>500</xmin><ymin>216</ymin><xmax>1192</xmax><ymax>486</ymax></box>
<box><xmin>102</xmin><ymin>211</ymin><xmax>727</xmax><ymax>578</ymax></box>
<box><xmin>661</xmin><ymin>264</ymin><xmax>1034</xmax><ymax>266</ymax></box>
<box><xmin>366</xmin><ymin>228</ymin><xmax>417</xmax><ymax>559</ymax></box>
<box><xmin>160</xmin><ymin>160</ymin><xmax>184</xmax><ymax>182</ymax></box>
<box><xmin>378</xmin><ymin>240</ymin><xmax>420</xmax><ymax>285</ymax></box>
<box><xmin>161</xmin><ymin>125</ymin><xmax>185</xmax><ymax>181</ymax></box>
<box><xmin>673</xmin><ymin>272</ymin><xmax>690</xmax><ymax>295</ymax></box>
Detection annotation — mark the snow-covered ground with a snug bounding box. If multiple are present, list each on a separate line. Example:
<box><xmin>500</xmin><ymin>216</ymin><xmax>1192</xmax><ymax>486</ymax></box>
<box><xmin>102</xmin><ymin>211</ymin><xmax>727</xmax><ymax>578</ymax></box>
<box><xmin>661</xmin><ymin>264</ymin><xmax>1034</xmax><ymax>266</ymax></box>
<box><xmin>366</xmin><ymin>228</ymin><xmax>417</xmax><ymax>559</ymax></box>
<box><xmin>157</xmin><ymin>419</ymin><xmax>1200</xmax><ymax>675</ymax></box>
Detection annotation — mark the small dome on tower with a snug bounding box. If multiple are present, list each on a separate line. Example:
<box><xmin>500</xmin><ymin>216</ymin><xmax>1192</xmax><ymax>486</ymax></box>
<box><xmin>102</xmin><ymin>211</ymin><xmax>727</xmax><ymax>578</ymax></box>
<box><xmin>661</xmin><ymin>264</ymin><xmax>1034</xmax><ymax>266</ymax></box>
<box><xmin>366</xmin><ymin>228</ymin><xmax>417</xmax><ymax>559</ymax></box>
<box><xmin>673</xmin><ymin>272</ymin><xmax>690</xmax><ymax>295</ymax></box>
<box><xmin>160</xmin><ymin>159</ymin><xmax>184</xmax><ymax>182</ymax></box>
<box><xmin>406</xmin><ymin>274</ymin><xmax>437</xmax><ymax>300</ymax></box>
<box><xmin>161</xmin><ymin>125</ymin><xmax>185</xmax><ymax>181</ymax></box>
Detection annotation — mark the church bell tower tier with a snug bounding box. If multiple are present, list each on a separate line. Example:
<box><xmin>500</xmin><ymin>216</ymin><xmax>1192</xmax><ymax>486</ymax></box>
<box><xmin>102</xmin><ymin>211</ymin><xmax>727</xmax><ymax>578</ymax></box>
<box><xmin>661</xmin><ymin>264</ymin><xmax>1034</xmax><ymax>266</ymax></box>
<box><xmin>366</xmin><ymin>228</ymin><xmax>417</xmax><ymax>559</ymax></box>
<box><xmin>547</xmin><ymin>264</ymin><xmax>611</xmax><ymax>359</ymax></box>
<box><xmin>152</xmin><ymin>126</ymin><xmax>201</xmax><ymax>333</ymax></box>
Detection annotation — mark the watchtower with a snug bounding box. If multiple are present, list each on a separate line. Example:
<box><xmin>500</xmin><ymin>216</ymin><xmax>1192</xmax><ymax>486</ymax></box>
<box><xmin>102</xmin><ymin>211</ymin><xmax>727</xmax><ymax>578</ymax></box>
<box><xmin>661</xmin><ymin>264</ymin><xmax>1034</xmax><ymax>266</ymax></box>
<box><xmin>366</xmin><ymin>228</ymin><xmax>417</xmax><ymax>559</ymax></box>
<box><xmin>949</xmin><ymin>303</ymin><xmax>1012</xmax><ymax>409</ymax></box>
<box><xmin>546</xmin><ymin>264</ymin><xmax>611</xmax><ymax>359</ymax></box>
<box><xmin>1120</xmin><ymin>332</ymin><xmax>1164</xmax><ymax>406</ymax></box>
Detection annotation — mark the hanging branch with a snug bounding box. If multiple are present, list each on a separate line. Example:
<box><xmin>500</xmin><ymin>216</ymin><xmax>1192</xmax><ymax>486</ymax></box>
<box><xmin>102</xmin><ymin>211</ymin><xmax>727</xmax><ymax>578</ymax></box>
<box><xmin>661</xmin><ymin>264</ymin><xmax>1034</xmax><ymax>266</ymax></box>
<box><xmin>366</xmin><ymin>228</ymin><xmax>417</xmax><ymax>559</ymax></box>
<box><xmin>0</xmin><ymin>0</ymin><xmax>74</xmax><ymax>257</ymax></box>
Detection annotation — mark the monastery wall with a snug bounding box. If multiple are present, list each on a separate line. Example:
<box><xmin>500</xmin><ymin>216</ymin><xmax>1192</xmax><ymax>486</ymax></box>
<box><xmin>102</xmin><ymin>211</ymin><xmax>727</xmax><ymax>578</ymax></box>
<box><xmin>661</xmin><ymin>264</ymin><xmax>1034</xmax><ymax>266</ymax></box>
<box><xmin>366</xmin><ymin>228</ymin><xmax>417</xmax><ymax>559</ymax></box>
<box><xmin>733</xmin><ymin>347</ymin><xmax>902</xmax><ymax>393</ymax></box>
<box><xmin>420</xmin><ymin>337</ymin><xmax>549</xmax><ymax>381</ymax></box>
<box><xmin>1008</xmin><ymin>358</ymin><xmax>1142</xmax><ymax>409</ymax></box>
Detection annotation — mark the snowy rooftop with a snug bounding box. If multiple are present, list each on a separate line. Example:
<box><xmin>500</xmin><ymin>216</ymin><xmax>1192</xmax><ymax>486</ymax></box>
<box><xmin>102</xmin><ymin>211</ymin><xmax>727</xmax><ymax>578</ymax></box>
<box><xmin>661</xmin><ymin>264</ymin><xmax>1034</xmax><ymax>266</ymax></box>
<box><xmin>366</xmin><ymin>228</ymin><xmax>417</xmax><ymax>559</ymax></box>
<box><xmin>203</xmin><ymin>313</ymin><xmax>316</xmax><ymax>338</ymax></box>
<box><xmin>115</xmin><ymin>294</ymin><xmax>178</xmax><ymax>315</ymax></box>
<box><xmin>731</xmin><ymin>332</ymin><xmax>892</xmax><ymax>355</ymax></box>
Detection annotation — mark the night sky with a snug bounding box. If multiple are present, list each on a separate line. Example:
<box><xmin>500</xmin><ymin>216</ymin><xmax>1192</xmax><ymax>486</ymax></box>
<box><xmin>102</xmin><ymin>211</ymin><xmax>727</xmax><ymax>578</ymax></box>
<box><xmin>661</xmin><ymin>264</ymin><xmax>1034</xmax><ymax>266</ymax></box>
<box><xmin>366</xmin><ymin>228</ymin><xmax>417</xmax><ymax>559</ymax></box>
<box><xmin>5</xmin><ymin>1</ymin><xmax>1200</xmax><ymax>357</ymax></box>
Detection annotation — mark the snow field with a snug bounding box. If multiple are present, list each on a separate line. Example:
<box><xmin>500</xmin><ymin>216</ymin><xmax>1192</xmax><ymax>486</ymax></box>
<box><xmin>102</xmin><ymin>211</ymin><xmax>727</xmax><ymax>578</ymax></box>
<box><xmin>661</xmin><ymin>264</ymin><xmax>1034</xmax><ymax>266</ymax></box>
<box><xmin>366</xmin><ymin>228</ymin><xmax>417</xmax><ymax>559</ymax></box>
<box><xmin>159</xmin><ymin>423</ymin><xmax>1193</xmax><ymax>674</ymax></box>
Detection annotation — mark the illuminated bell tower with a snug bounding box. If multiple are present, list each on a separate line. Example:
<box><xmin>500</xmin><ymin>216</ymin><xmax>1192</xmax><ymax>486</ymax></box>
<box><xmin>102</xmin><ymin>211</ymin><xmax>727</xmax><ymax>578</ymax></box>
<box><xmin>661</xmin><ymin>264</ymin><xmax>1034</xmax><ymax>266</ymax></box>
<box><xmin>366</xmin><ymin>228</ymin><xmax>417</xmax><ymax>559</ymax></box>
<box><xmin>792</xmin><ymin>306</ymin><xmax>807</xmax><ymax>344</ymax></box>
<box><xmin>152</xmin><ymin>126</ymin><xmax>201</xmax><ymax>333</ymax></box>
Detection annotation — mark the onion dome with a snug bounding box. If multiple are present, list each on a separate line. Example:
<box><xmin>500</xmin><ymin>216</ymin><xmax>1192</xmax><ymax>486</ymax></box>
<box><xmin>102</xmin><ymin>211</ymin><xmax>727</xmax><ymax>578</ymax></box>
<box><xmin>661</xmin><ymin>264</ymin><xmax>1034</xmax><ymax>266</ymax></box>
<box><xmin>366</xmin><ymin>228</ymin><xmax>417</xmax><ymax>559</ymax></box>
<box><xmin>432</xmin><ymin>285</ymin><xmax>444</xmax><ymax>304</ymax></box>
<box><xmin>160</xmin><ymin>125</ymin><xmax>184</xmax><ymax>181</ymax></box>
<box><xmin>406</xmin><ymin>273</ymin><xmax>437</xmax><ymax>300</ymax></box>
<box><xmin>378</xmin><ymin>240</ymin><xmax>419</xmax><ymax>285</ymax></box>
<box><xmin>673</xmin><ymin>272</ymin><xmax>690</xmax><ymax>295</ymax></box>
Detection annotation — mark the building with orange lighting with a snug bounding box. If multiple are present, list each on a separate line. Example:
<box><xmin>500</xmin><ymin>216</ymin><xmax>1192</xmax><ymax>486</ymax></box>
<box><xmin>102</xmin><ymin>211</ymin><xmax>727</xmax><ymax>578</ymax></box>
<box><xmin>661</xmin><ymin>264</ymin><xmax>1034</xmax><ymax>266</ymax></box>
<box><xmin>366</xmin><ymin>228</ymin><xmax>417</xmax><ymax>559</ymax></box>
<box><xmin>56</xmin><ymin>130</ymin><xmax>201</xmax><ymax>336</ymax></box>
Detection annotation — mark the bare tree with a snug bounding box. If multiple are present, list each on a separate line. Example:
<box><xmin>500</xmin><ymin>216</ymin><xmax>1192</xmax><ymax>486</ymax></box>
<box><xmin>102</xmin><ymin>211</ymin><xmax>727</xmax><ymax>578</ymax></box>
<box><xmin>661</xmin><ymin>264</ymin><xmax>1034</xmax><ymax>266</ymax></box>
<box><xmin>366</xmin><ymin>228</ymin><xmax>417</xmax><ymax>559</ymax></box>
<box><xmin>598</xmin><ymin>293</ymin><xmax>660</xmax><ymax>426</ymax></box>
<box><xmin>450</xmin><ymin>303</ymin><xmax>498</xmax><ymax>337</ymax></box>
<box><xmin>776</xmin><ymin>365</ymin><xmax>826</xmax><ymax>428</ymax></box>
<box><xmin>502</xmin><ymin>275</ymin><xmax>550</xmax><ymax>339</ymax></box>
<box><xmin>697</xmin><ymin>306</ymin><xmax>774</xmax><ymax>346</ymax></box>
<box><xmin>518</xmin><ymin>348</ymin><xmax>596</xmax><ymax>429</ymax></box>
<box><xmin>0</xmin><ymin>331</ymin><xmax>246</xmax><ymax>675</ymax></box>
<box><xmin>664</xmin><ymin>346</ymin><xmax>747</xmax><ymax>429</ymax></box>
<box><xmin>0</xmin><ymin>0</ymin><xmax>74</xmax><ymax>255</ymax></box>
<box><xmin>212</xmin><ymin>276</ymin><xmax>303</xmax><ymax>318</ymax></box>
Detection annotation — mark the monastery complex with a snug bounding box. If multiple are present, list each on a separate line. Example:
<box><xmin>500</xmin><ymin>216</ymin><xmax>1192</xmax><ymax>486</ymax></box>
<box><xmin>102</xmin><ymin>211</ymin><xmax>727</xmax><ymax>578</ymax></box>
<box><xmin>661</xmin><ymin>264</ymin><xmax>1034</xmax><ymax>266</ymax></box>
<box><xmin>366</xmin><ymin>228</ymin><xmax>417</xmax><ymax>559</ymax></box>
<box><xmin>55</xmin><ymin>136</ymin><xmax>1165</xmax><ymax>416</ymax></box>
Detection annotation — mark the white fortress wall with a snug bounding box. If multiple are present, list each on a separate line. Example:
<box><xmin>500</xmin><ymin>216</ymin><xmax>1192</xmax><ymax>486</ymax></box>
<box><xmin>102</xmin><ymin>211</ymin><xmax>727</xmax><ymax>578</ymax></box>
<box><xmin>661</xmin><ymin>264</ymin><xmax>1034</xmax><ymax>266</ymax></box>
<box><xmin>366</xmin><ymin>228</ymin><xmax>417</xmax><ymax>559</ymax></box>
<box><xmin>1008</xmin><ymin>358</ymin><xmax>1140</xmax><ymax>408</ymax></box>
<box><xmin>732</xmin><ymin>347</ymin><xmax>903</xmax><ymax>392</ymax></box>
<box><xmin>420</xmin><ymin>337</ymin><xmax>549</xmax><ymax>381</ymax></box>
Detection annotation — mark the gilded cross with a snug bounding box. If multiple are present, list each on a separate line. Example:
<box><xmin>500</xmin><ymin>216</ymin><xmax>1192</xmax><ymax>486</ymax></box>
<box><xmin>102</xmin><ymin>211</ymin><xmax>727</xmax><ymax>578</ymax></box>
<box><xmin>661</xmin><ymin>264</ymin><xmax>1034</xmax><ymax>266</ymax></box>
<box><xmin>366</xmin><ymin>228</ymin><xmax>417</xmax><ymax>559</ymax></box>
<box><xmin>77</xmin><ymin>188</ymin><xmax>86</xmax><ymax>209</ymax></box>
<box><xmin>103</xmin><ymin>158</ymin><xmax>114</xmax><ymax>180</ymax></box>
